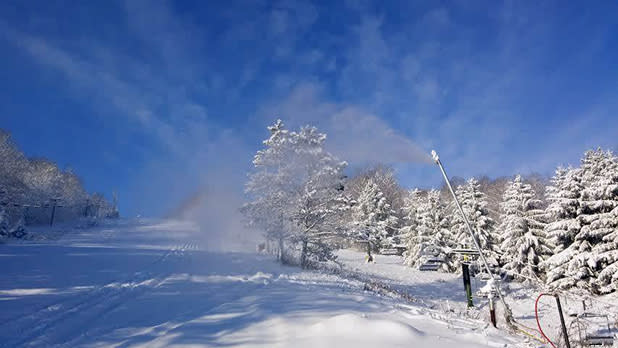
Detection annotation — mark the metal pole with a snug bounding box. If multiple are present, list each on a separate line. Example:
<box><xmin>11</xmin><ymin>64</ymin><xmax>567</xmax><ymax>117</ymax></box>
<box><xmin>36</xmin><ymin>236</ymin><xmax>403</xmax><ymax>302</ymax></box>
<box><xmin>462</xmin><ymin>263</ymin><xmax>473</xmax><ymax>307</ymax></box>
<box><xmin>50</xmin><ymin>199</ymin><xmax>57</xmax><ymax>227</ymax></box>
<box><xmin>489</xmin><ymin>297</ymin><xmax>497</xmax><ymax>327</ymax></box>
<box><xmin>431</xmin><ymin>150</ymin><xmax>516</xmax><ymax>329</ymax></box>
<box><xmin>554</xmin><ymin>295</ymin><xmax>571</xmax><ymax>348</ymax></box>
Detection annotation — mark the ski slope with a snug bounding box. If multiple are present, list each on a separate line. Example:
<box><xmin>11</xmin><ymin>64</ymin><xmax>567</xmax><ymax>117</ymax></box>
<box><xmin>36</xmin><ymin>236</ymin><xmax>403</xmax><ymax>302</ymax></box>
<box><xmin>1</xmin><ymin>219</ymin><xmax>530</xmax><ymax>347</ymax></box>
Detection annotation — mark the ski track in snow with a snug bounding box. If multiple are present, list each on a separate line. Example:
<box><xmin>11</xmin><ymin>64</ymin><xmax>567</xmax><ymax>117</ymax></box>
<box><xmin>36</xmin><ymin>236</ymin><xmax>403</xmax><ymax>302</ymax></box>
<box><xmin>3</xmin><ymin>241</ymin><xmax>196</xmax><ymax>347</ymax></box>
<box><xmin>0</xmin><ymin>219</ymin><xmax>546</xmax><ymax>347</ymax></box>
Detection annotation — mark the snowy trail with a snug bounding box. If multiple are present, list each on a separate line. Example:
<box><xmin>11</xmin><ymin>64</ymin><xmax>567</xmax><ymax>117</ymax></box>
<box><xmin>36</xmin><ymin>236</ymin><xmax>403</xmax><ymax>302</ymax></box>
<box><xmin>6</xmin><ymin>243</ymin><xmax>192</xmax><ymax>347</ymax></box>
<box><xmin>0</xmin><ymin>219</ymin><xmax>532</xmax><ymax>347</ymax></box>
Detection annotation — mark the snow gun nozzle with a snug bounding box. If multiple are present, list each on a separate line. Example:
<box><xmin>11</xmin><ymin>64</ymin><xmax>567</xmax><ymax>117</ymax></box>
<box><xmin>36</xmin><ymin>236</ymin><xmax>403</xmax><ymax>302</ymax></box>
<box><xmin>431</xmin><ymin>150</ymin><xmax>440</xmax><ymax>164</ymax></box>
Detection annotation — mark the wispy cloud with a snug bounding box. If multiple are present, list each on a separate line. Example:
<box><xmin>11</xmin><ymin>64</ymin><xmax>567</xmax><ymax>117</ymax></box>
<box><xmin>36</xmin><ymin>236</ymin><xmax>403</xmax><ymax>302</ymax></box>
<box><xmin>2</xmin><ymin>0</ymin><xmax>617</xmax><ymax>214</ymax></box>
<box><xmin>3</xmin><ymin>17</ymin><xmax>209</xmax><ymax>157</ymax></box>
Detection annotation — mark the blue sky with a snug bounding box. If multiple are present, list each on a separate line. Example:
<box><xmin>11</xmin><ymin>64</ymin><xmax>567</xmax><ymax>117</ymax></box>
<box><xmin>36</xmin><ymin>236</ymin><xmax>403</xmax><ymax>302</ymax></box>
<box><xmin>1</xmin><ymin>0</ymin><xmax>617</xmax><ymax>217</ymax></box>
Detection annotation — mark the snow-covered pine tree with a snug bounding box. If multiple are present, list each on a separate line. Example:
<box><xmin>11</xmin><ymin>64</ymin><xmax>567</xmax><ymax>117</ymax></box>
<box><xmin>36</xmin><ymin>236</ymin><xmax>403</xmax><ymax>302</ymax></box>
<box><xmin>544</xmin><ymin>167</ymin><xmax>580</xmax><ymax>254</ymax></box>
<box><xmin>351</xmin><ymin>179</ymin><xmax>398</xmax><ymax>258</ymax></box>
<box><xmin>543</xmin><ymin>165</ymin><xmax>587</xmax><ymax>290</ymax></box>
<box><xmin>545</xmin><ymin>149</ymin><xmax>618</xmax><ymax>292</ymax></box>
<box><xmin>450</xmin><ymin>178</ymin><xmax>499</xmax><ymax>270</ymax></box>
<box><xmin>405</xmin><ymin>189</ymin><xmax>452</xmax><ymax>271</ymax></box>
<box><xmin>582</xmin><ymin>150</ymin><xmax>618</xmax><ymax>293</ymax></box>
<box><xmin>499</xmin><ymin>175</ymin><xmax>551</xmax><ymax>283</ymax></box>
<box><xmin>401</xmin><ymin>188</ymin><xmax>422</xmax><ymax>266</ymax></box>
<box><xmin>346</xmin><ymin>166</ymin><xmax>405</xmax><ymax>249</ymax></box>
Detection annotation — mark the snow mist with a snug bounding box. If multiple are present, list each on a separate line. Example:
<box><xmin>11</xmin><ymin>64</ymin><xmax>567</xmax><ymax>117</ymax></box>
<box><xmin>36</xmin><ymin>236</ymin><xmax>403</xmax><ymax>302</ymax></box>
<box><xmin>327</xmin><ymin>107</ymin><xmax>433</xmax><ymax>166</ymax></box>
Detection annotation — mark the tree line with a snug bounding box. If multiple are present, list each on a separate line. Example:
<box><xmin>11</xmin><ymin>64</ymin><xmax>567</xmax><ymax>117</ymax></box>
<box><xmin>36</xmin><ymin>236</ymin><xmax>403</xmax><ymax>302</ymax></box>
<box><xmin>243</xmin><ymin>120</ymin><xmax>618</xmax><ymax>294</ymax></box>
<box><xmin>0</xmin><ymin>129</ymin><xmax>118</xmax><ymax>239</ymax></box>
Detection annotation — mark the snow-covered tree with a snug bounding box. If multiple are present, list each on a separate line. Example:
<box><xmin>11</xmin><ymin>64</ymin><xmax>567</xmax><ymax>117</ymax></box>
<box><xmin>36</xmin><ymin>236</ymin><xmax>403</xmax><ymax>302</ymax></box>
<box><xmin>499</xmin><ymin>175</ymin><xmax>551</xmax><ymax>283</ymax></box>
<box><xmin>543</xmin><ymin>165</ymin><xmax>588</xmax><ymax>290</ymax></box>
<box><xmin>345</xmin><ymin>165</ymin><xmax>406</xmax><ymax>246</ymax></box>
<box><xmin>245</xmin><ymin>121</ymin><xmax>348</xmax><ymax>267</ymax></box>
<box><xmin>581</xmin><ymin>150</ymin><xmax>618</xmax><ymax>293</ymax></box>
<box><xmin>450</xmin><ymin>178</ymin><xmax>499</xmax><ymax>270</ymax></box>
<box><xmin>285</xmin><ymin>126</ymin><xmax>348</xmax><ymax>267</ymax></box>
<box><xmin>244</xmin><ymin>120</ymin><xmax>295</xmax><ymax>261</ymax></box>
<box><xmin>592</xmin><ymin>206</ymin><xmax>618</xmax><ymax>293</ymax></box>
<box><xmin>401</xmin><ymin>188</ymin><xmax>422</xmax><ymax>266</ymax></box>
<box><xmin>0</xmin><ymin>129</ymin><xmax>115</xmax><ymax>228</ymax></box>
<box><xmin>545</xmin><ymin>149</ymin><xmax>618</xmax><ymax>293</ymax></box>
<box><xmin>405</xmin><ymin>190</ymin><xmax>452</xmax><ymax>271</ymax></box>
<box><xmin>0</xmin><ymin>208</ymin><xmax>9</xmax><ymax>238</ymax></box>
<box><xmin>351</xmin><ymin>179</ymin><xmax>398</xmax><ymax>258</ymax></box>
<box><xmin>544</xmin><ymin>167</ymin><xmax>581</xmax><ymax>254</ymax></box>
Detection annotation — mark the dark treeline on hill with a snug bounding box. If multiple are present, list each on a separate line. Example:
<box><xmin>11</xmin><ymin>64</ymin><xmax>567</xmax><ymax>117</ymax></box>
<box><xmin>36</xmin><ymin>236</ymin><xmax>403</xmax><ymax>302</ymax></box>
<box><xmin>244</xmin><ymin>120</ymin><xmax>618</xmax><ymax>295</ymax></box>
<box><xmin>0</xmin><ymin>129</ymin><xmax>117</xmax><ymax>239</ymax></box>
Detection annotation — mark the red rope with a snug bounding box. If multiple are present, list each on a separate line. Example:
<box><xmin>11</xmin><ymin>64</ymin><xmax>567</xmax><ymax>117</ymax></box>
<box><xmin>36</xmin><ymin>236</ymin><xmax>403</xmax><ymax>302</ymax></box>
<box><xmin>535</xmin><ymin>293</ymin><xmax>558</xmax><ymax>348</ymax></box>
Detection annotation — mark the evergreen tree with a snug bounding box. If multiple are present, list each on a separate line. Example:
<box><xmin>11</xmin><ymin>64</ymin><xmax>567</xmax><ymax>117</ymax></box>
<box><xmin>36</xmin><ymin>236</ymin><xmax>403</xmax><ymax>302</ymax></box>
<box><xmin>351</xmin><ymin>179</ymin><xmax>398</xmax><ymax>257</ymax></box>
<box><xmin>545</xmin><ymin>149</ymin><xmax>618</xmax><ymax>292</ymax></box>
<box><xmin>499</xmin><ymin>175</ymin><xmax>551</xmax><ymax>283</ymax></box>
<box><xmin>544</xmin><ymin>167</ymin><xmax>581</xmax><ymax>254</ymax></box>
<box><xmin>405</xmin><ymin>190</ymin><xmax>452</xmax><ymax>271</ymax></box>
<box><xmin>544</xmin><ymin>165</ymin><xmax>587</xmax><ymax>290</ymax></box>
<box><xmin>401</xmin><ymin>189</ymin><xmax>422</xmax><ymax>266</ymax></box>
<box><xmin>582</xmin><ymin>150</ymin><xmax>618</xmax><ymax>293</ymax></box>
<box><xmin>450</xmin><ymin>178</ymin><xmax>499</xmax><ymax>270</ymax></box>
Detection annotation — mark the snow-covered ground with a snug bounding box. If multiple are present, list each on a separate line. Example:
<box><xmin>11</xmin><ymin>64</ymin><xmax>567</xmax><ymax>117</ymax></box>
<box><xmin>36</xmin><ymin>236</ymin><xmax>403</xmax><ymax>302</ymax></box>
<box><xmin>7</xmin><ymin>219</ymin><xmax>615</xmax><ymax>348</ymax></box>
<box><xmin>337</xmin><ymin>249</ymin><xmax>618</xmax><ymax>347</ymax></box>
<box><xmin>0</xmin><ymin>219</ymin><xmax>540</xmax><ymax>347</ymax></box>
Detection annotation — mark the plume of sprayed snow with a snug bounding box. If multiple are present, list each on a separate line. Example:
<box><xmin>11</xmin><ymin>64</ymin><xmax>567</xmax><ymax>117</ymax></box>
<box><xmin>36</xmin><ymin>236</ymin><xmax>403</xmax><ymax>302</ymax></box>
<box><xmin>259</xmin><ymin>84</ymin><xmax>433</xmax><ymax>167</ymax></box>
<box><xmin>138</xmin><ymin>84</ymin><xmax>432</xmax><ymax>251</ymax></box>
<box><xmin>171</xmin><ymin>185</ymin><xmax>260</xmax><ymax>252</ymax></box>
<box><xmin>328</xmin><ymin>107</ymin><xmax>433</xmax><ymax>165</ymax></box>
<box><xmin>133</xmin><ymin>127</ymin><xmax>261</xmax><ymax>252</ymax></box>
